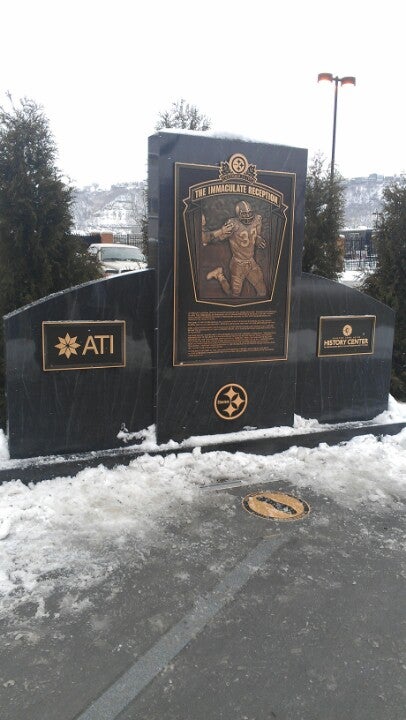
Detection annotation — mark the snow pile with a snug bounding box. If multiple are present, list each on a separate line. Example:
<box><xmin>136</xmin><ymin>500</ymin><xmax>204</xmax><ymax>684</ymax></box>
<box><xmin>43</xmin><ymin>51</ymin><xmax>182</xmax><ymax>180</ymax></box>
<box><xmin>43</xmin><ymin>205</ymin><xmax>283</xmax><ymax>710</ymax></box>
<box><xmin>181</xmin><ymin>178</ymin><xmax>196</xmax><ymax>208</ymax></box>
<box><xmin>339</xmin><ymin>269</ymin><xmax>365</xmax><ymax>288</ymax></box>
<box><xmin>1</xmin><ymin>424</ymin><xmax>406</xmax><ymax>619</ymax></box>
<box><xmin>371</xmin><ymin>393</ymin><xmax>406</xmax><ymax>423</ymax></box>
<box><xmin>0</xmin><ymin>429</ymin><xmax>9</xmax><ymax>460</ymax></box>
<box><xmin>118</xmin><ymin>395</ymin><xmax>406</xmax><ymax>452</ymax></box>
<box><xmin>0</xmin><ymin>451</ymin><xmax>206</xmax><ymax>617</ymax></box>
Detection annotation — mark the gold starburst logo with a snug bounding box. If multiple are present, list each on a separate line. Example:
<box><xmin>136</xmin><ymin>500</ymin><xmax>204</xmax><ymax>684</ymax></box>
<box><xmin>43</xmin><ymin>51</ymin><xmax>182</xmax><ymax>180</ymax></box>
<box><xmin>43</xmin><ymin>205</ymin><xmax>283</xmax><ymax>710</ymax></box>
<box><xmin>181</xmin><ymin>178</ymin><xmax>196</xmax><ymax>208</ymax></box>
<box><xmin>54</xmin><ymin>333</ymin><xmax>81</xmax><ymax>359</ymax></box>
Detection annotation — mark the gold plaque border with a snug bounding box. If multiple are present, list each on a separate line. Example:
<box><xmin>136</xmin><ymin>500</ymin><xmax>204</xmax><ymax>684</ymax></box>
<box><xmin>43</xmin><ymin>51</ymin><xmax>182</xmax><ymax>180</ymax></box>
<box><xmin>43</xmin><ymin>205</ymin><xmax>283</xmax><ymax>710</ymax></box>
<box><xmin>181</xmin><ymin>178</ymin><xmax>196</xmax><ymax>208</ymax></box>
<box><xmin>173</xmin><ymin>160</ymin><xmax>297</xmax><ymax>367</ymax></box>
<box><xmin>42</xmin><ymin>320</ymin><xmax>127</xmax><ymax>372</ymax></box>
<box><xmin>317</xmin><ymin>315</ymin><xmax>376</xmax><ymax>358</ymax></box>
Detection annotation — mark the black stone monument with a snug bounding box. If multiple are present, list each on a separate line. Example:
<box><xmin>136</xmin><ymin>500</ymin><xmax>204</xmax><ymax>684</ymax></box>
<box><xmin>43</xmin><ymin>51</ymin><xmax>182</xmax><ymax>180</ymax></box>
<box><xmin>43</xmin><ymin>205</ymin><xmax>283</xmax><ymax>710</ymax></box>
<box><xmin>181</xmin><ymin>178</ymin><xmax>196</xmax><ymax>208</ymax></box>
<box><xmin>2</xmin><ymin>131</ymin><xmax>398</xmax><ymax>463</ymax></box>
<box><xmin>4</xmin><ymin>271</ymin><xmax>154</xmax><ymax>458</ymax></box>
<box><xmin>296</xmin><ymin>273</ymin><xmax>394</xmax><ymax>423</ymax></box>
<box><xmin>148</xmin><ymin>132</ymin><xmax>308</xmax><ymax>443</ymax></box>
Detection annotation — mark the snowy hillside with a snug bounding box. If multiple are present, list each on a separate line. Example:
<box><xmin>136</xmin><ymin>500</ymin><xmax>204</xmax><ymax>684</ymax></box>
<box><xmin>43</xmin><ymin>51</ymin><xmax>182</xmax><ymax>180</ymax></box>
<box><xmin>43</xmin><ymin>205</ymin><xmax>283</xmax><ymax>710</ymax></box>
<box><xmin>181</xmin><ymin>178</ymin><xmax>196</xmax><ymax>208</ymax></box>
<box><xmin>71</xmin><ymin>174</ymin><xmax>404</xmax><ymax>235</ymax></box>
<box><xmin>343</xmin><ymin>174</ymin><xmax>398</xmax><ymax>229</ymax></box>
<box><xmin>72</xmin><ymin>181</ymin><xmax>146</xmax><ymax>235</ymax></box>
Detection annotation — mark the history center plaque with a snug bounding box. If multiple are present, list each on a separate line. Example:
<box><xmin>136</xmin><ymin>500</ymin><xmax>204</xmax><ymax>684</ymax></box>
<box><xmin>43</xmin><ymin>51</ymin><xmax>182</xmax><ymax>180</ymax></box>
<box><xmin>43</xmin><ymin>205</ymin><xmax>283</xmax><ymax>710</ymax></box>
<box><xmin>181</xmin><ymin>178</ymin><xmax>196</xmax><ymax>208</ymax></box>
<box><xmin>174</xmin><ymin>153</ymin><xmax>296</xmax><ymax>366</ymax></box>
<box><xmin>317</xmin><ymin>315</ymin><xmax>376</xmax><ymax>357</ymax></box>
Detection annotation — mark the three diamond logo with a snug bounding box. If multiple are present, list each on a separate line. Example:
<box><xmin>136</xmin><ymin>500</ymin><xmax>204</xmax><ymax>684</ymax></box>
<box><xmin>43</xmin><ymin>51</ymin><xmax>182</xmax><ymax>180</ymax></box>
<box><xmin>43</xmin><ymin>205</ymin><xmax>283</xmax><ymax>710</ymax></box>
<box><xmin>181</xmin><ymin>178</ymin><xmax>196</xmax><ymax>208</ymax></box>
<box><xmin>214</xmin><ymin>383</ymin><xmax>248</xmax><ymax>420</ymax></box>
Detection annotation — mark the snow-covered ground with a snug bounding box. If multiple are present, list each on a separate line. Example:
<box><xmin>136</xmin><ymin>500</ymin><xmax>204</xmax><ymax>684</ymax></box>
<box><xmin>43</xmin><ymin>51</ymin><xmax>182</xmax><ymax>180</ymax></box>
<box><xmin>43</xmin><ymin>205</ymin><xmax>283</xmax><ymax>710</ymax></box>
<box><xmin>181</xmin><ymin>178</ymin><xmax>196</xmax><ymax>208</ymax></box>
<box><xmin>339</xmin><ymin>269</ymin><xmax>366</xmax><ymax>288</ymax></box>
<box><xmin>0</xmin><ymin>398</ymin><xmax>405</xmax><ymax>621</ymax></box>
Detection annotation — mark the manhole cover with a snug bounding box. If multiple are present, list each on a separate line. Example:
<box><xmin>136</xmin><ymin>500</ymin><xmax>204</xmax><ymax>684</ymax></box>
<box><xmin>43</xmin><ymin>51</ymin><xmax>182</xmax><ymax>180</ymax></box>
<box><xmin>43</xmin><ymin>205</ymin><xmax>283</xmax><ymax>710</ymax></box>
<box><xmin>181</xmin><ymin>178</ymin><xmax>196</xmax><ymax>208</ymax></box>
<box><xmin>243</xmin><ymin>491</ymin><xmax>310</xmax><ymax>521</ymax></box>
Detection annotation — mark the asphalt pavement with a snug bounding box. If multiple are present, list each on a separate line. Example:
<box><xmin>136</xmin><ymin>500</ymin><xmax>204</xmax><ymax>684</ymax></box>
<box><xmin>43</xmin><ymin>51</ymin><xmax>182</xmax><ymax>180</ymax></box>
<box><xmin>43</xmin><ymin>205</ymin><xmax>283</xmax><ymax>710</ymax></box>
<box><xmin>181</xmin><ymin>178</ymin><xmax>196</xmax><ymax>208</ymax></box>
<box><xmin>1</xmin><ymin>478</ymin><xmax>405</xmax><ymax>720</ymax></box>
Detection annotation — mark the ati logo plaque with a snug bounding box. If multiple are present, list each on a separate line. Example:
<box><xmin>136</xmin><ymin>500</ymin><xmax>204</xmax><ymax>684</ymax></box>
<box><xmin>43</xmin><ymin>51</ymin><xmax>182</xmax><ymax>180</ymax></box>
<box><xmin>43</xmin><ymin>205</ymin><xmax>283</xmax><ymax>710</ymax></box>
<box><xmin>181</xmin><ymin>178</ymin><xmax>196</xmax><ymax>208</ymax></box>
<box><xmin>42</xmin><ymin>321</ymin><xmax>126</xmax><ymax>371</ymax></box>
<box><xmin>214</xmin><ymin>383</ymin><xmax>248</xmax><ymax>420</ymax></box>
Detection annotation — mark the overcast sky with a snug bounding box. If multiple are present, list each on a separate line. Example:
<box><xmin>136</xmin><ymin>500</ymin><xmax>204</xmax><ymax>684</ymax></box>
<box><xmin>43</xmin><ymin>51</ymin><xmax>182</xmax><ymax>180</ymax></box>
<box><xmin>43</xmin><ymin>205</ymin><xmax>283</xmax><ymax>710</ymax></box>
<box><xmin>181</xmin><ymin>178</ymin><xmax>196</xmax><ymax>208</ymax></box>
<box><xmin>1</xmin><ymin>0</ymin><xmax>404</xmax><ymax>188</ymax></box>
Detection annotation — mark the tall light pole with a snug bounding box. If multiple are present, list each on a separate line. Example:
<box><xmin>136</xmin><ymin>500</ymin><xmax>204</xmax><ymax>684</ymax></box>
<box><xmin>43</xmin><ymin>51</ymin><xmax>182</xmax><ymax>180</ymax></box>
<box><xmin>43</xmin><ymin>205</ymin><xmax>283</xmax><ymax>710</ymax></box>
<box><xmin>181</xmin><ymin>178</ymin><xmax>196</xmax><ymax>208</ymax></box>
<box><xmin>318</xmin><ymin>73</ymin><xmax>356</xmax><ymax>182</ymax></box>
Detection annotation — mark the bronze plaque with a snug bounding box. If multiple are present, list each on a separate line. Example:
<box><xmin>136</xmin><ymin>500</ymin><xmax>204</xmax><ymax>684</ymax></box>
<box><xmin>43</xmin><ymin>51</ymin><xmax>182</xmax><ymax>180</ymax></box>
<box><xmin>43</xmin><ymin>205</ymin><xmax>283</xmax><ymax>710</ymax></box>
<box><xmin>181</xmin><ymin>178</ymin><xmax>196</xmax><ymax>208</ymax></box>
<box><xmin>174</xmin><ymin>153</ymin><xmax>296</xmax><ymax>366</ymax></box>
<box><xmin>42</xmin><ymin>320</ymin><xmax>126</xmax><ymax>371</ymax></box>
<box><xmin>318</xmin><ymin>315</ymin><xmax>376</xmax><ymax>357</ymax></box>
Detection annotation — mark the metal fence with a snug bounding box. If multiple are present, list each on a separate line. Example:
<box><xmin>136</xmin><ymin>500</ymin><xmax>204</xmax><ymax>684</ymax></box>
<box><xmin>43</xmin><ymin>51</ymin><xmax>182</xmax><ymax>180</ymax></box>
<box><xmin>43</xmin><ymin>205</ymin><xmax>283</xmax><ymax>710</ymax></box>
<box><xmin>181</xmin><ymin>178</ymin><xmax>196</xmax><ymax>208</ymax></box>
<box><xmin>113</xmin><ymin>233</ymin><xmax>143</xmax><ymax>246</ymax></box>
<box><xmin>344</xmin><ymin>257</ymin><xmax>377</xmax><ymax>271</ymax></box>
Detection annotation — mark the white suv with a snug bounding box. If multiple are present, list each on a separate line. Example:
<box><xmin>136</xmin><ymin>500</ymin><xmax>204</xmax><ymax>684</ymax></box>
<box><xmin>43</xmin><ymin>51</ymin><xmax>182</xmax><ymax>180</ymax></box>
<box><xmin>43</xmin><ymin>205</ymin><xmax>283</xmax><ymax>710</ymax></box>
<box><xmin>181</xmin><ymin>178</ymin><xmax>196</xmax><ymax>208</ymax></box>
<box><xmin>88</xmin><ymin>243</ymin><xmax>147</xmax><ymax>277</ymax></box>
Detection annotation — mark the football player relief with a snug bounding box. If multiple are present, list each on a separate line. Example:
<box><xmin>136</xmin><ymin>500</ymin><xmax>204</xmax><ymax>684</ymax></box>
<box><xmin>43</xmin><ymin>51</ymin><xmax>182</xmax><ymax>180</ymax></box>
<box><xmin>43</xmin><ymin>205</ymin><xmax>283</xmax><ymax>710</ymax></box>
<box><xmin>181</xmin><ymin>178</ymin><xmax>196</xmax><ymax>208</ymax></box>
<box><xmin>181</xmin><ymin>153</ymin><xmax>289</xmax><ymax>305</ymax></box>
<box><xmin>202</xmin><ymin>199</ymin><xmax>267</xmax><ymax>298</ymax></box>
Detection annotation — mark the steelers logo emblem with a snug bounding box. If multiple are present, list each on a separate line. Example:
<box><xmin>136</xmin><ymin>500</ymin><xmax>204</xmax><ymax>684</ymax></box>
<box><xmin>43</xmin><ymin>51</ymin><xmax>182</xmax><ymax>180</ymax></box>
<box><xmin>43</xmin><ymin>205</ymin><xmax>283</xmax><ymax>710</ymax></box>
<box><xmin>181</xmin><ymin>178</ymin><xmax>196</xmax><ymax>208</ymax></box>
<box><xmin>214</xmin><ymin>383</ymin><xmax>248</xmax><ymax>420</ymax></box>
<box><xmin>343</xmin><ymin>324</ymin><xmax>353</xmax><ymax>337</ymax></box>
<box><xmin>229</xmin><ymin>153</ymin><xmax>248</xmax><ymax>175</ymax></box>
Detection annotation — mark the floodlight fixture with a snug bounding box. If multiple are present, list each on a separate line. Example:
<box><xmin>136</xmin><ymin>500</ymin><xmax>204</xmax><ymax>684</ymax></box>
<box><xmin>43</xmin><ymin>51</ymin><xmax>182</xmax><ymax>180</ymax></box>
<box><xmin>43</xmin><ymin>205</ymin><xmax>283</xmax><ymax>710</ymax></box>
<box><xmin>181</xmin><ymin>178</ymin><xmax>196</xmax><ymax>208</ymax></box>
<box><xmin>317</xmin><ymin>73</ymin><xmax>356</xmax><ymax>180</ymax></box>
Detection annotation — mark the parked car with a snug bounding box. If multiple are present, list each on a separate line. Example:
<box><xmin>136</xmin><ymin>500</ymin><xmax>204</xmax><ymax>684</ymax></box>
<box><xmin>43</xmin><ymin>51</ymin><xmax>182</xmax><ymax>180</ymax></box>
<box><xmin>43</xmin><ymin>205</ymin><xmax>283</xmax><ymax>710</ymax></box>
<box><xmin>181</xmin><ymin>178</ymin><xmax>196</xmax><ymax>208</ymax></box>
<box><xmin>88</xmin><ymin>243</ymin><xmax>147</xmax><ymax>276</ymax></box>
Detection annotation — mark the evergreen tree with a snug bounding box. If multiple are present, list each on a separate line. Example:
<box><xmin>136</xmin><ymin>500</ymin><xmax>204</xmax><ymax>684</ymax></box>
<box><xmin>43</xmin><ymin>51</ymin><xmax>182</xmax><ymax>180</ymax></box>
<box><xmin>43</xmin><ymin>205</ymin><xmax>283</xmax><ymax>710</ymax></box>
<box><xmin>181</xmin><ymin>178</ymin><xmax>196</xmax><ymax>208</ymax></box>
<box><xmin>139</xmin><ymin>100</ymin><xmax>212</xmax><ymax>253</ymax></box>
<box><xmin>155</xmin><ymin>98</ymin><xmax>211</xmax><ymax>131</ymax></box>
<box><xmin>0</xmin><ymin>97</ymin><xmax>101</xmax><ymax>427</ymax></box>
<box><xmin>362</xmin><ymin>179</ymin><xmax>406</xmax><ymax>399</ymax></box>
<box><xmin>302</xmin><ymin>155</ymin><xmax>345</xmax><ymax>280</ymax></box>
<box><xmin>0</xmin><ymin>97</ymin><xmax>100</xmax><ymax>314</ymax></box>
<box><xmin>140</xmin><ymin>184</ymin><xmax>149</xmax><ymax>261</ymax></box>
